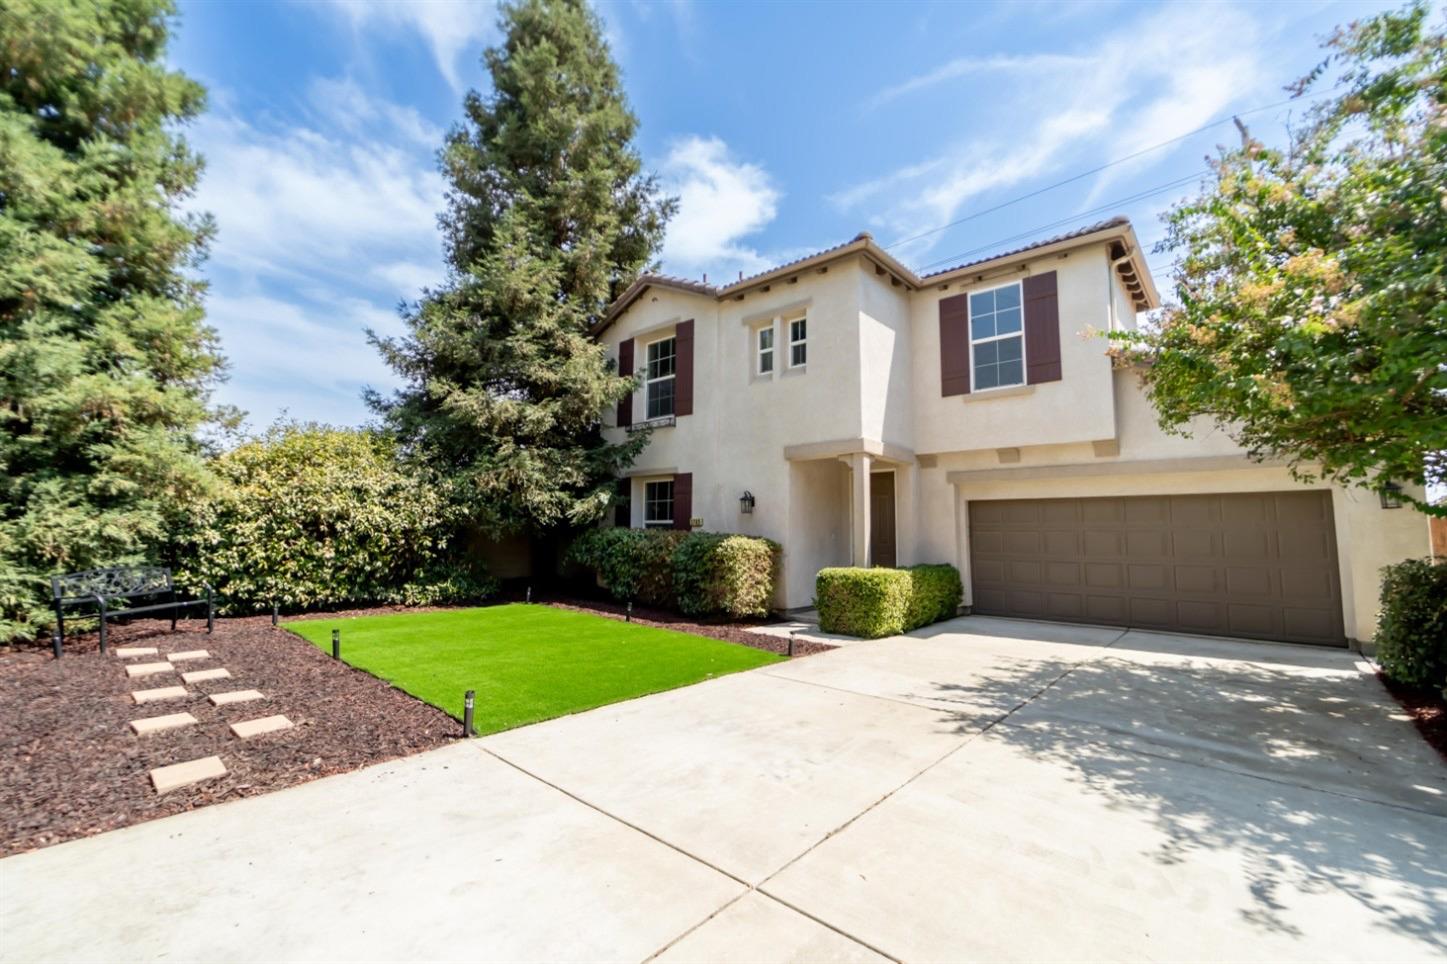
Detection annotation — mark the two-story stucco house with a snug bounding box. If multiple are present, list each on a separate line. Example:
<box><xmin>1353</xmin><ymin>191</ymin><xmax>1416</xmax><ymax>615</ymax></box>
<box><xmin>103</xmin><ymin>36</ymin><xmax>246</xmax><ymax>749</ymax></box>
<box><xmin>594</xmin><ymin>217</ymin><xmax>1430</xmax><ymax>647</ymax></box>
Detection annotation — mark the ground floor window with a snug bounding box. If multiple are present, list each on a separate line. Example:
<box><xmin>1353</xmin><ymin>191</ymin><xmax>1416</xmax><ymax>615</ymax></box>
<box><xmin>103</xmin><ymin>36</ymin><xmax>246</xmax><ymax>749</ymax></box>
<box><xmin>643</xmin><ymin>479</ymin><xmax>675</xmax><ymax>529</ymax></box>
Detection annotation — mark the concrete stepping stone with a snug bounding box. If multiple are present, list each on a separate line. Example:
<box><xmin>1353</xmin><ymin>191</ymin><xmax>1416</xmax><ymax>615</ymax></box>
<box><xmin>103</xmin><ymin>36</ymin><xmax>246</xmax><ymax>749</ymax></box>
<box><xmin>132</xmin><ymin>685</ymin><xmax>189</xmax><ymax>705</ymax></box>
<box><xmin>209</xmin><ymin>689</ymin><xmax>264</xmax><ymax>706</ymax></box>
<box><xmin>167</xmin><ymin>650</ymin><xmax>211</xmax><ymax>663</ymax></box>
<box><xmin>125</xmin><ymin>662</ymin><xmax>174</xmax><ymax>678</ymax></box>
<box><xmin>150</xmin><ymin>756</ymin><xmax>226</xmax><ymax>794</ymax></box>
<box><xmin>114</xmin><ymin>647</ymin><xmax>158</xmax><ymax>658</ymax></box>
<box><xmin>130</xmin><ymin>712</ymin><xmax>198</xmax><ymax>736</ymax></box>
<box><xmin>230</xmin><ymin>715</ymin><xmax>293</xmax><ymax>740</ymax></box>
<box><xmin>180</xmin><ymin>667</ymin><xmax>230</xmax><ymax>683</ymax></box>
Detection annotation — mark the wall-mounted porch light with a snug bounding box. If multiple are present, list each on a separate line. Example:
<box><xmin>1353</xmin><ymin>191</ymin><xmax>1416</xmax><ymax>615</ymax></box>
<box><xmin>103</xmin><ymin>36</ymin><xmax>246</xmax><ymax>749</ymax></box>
<box><xmin>1379</xmin><ymin>481</ymin><xmax>1404</xmax><ymax>509</ymax></box>
<box><xmin>739</xmin><ymin>491</ymin><xmax>755</xmax><ymax>514</ymax></box>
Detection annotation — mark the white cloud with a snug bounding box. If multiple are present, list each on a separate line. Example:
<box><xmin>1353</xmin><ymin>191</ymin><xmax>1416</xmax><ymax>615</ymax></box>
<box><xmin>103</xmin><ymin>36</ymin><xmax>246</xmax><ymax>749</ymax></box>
<box><xmin>206</xmin><ymin>291</ymin><xmax>405</xmax><ymax>429</ymax></box>
<box><xmin>192</xmin><ymin>112</ymin><xmax>444</xmax><ymax>293</ymax></box>
<box><xmin>659</xmin><ymin>136</ymin><xmax>781</xmax><ymax>278</ymax></box>
<box><xmin>868</xmin><ymin>53</ymin><xmax>1091</xmax><ymax>110</ymax></box>
<box><xmin>321</xmin><ymin>0</ymin><xmax>495</xmax><ymax>90</ymax></box>
<box><xmin>834</xmin><ymin>4</ymin><xmax>1266</xmax><ymax>265</ymax></box>
<box><xmin>189</xmin><ymin>83</ymin><xmax>447</xmax><ymax>429</ymax></box>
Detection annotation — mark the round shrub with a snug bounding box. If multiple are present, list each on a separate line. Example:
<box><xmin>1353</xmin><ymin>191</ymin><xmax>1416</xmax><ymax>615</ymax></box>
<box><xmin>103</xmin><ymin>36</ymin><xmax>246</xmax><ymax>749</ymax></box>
<box><xmin>674</xmin><ymin>533</ymin><xmax>779</xmax><ymax>618</ymax></box>
<box><xmin>567</xmin><ymin>528</ymin><xmax>683</xmax><ymax>606</ymax></box>
<box><xmin>815</xmin><ymin>568</ymin><xmax>912</xmax><ymax>638</ymax></box>
<box><xmin>1374</xmin><ymin>557</ymin><xmax>1447</xmax><ymax>696</ymax></box>
<box><xmin>904</xmin><ymin>564</ymin><xmax>964</xmax><ymax>630</ymax></box>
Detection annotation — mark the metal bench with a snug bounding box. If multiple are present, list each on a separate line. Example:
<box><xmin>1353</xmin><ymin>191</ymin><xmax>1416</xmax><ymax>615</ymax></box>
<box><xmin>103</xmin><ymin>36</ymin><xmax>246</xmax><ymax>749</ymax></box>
<box><xmin>51</xmin><ymin>566</ymin><xmax>213</xmax><ymax>655</ymax></box>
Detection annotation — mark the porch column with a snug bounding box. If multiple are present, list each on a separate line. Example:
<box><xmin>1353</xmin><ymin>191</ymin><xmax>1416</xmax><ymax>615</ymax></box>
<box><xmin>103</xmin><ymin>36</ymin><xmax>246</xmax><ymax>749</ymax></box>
<box><xmin>847</xmin><ymin>452</ymin><xmax>873</xmax><ymax>567</ymax></box>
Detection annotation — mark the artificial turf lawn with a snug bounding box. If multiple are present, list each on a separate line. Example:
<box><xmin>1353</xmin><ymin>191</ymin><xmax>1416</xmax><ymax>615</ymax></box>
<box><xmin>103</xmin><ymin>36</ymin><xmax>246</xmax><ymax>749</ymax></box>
<box><xmin>284</xmin><ymin>604</ymin><xmax>781</xmax><ymax>735</ymax></box>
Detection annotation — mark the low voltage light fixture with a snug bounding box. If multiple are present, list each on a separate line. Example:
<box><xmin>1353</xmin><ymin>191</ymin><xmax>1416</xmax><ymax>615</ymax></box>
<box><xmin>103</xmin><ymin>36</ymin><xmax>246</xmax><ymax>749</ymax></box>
<box><xmin>1379</xmin><ymin>481</ymin><xmax>1404</xmax><ymax>510</ymax></box>
<box><xmin>739</xmin><ymin>490</ymin><xmax>756</xmax><ymax>514</ymax></box>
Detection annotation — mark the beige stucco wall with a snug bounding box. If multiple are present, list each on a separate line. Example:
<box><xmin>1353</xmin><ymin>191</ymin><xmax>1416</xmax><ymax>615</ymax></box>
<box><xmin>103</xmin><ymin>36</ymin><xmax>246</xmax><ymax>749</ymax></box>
<box><xmin>910</xmin><ymin>244</ymin><xmax>1119</xmax><ymax>455</ymax></box>
<box><xmin>598</xmin><ymin>246</ymin><xmax>1431</xmax><ymax>633</ymax></box>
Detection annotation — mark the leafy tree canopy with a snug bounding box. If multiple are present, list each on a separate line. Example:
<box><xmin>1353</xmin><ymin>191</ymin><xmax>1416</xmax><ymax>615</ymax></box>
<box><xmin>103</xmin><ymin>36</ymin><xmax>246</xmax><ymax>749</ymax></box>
<box><xmin>0</xmin><ymin>0</ymin><xmax>227</xmax><ymax>641</ymax></box>
<box><xmin>370</xmin><ymin>0</ymin><xmax>674</xmax><ymax>537</ymax></box>
<box><xmin>1113</xmin><ymin>3</ymin><xmax>1446</xmax><ymax>513</ymax></box>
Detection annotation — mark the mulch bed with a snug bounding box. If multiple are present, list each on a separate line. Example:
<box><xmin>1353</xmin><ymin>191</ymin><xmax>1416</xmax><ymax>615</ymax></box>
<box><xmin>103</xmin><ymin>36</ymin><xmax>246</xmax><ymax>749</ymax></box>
<box><xmin>0</xmin><ymin>599</ymin><xmax>830</xmax><ymax>857</ymax></box>
<box><xmin>0</xmin><ymin>614</ymin><xmax>457</xmax><ymax>858</ymax></box>
<box><xmin>541</xmin><ymin>596</ymin><xmax>837</xmax><ymax>658</ymax></box>
<box><xmin>1377</xmin><ymin>671</ymin><xmax>1447</xmax><ymax>764</ymax></box>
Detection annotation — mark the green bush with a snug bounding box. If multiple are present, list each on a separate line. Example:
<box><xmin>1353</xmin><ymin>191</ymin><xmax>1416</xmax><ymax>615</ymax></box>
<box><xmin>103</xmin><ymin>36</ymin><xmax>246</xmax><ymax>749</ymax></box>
<box><xmin>815</xmin><ymin>568</ymin><xmax>913</xmax><ymax>638</ymax></box>
<box><xmin>175</xmin><ymin>423</ymin><xmax>496</xmax><ymax>613</ymax></box>
<box><xmin>1374</xmin><ymin>557</ymin><xmax>1447</xmax><ymax>696</ymax></box>
<box><xmin>816</xmin><ymin>564</ymin><xmax>963</xmax><ymax>638</ymax></box>
<box><xmin>567</xmin><ymin>528</ymin><xmax>684</xmax><ymax>607</ymax></box>
<box><xmin>568</xmin><ymin>528</ymin><xmax>778</xmax><ymax>617</ymax></box>
<box><xmin>905</xmin><ymin>564</ymin><xmax>964</xmax><ymax>630</ymax></box>
<box><xmin>674</xmin><ymin>533</ymin><xmax>780</xmax><ymax>618</ymax></box>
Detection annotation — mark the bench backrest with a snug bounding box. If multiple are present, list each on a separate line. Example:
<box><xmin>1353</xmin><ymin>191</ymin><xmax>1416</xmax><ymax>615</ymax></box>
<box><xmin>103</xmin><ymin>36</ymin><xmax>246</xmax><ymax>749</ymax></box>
<box><xmin>51</xmin><ymin>567</ymin><xmax>174</xmax><ymax>603</ymax></box>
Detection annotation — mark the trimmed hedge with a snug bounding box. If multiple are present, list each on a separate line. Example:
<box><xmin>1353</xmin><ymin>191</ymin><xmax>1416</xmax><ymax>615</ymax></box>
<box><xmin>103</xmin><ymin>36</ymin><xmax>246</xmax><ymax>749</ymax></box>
<box><xmin>1374</xmin><ymin>557</ymin><xmax>1447</xmax><ymax>697</ymax></box>
<box><xmin>568</xmin><ymin>528</ymin><xmax>779</xmax><ymax>618</ymax></box>
<box><xmin>816</xmin><ymin>564</ymin><xmax>963</xmax><ymax>639</ymax></box>
<box><xmin>905</xmin><ymin>564</ymin><xmax>965</xmax><ymax>630</ymax></box>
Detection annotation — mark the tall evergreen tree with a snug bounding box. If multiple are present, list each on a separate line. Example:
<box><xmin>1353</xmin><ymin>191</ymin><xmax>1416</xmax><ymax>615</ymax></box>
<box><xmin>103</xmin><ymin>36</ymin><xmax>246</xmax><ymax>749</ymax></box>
<box><xmin>369</xmin><ymin>0</ymin><xmax>674</xmax><ymax>537</ymax></box>
<box><xmin>0</xmin><ymin>0</ymin><xmax>226</xmax><ymax>641</ymax></box>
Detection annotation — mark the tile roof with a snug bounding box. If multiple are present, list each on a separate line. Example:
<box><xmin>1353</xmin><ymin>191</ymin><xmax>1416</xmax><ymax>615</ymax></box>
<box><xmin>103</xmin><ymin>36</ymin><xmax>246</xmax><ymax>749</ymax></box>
<box><xmin>598</xmin><ymin>216</ymin><xmax>1151</xmax><ymax>333</ymax></box>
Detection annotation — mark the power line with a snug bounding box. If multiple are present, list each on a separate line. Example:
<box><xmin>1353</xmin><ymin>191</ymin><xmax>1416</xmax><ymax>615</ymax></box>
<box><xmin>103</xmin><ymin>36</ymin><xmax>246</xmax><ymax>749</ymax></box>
<box><xmin>913</xmin><ymin>170</ymin><xmax>1207</xmax><ymax>274</ymax></box>
<box><xmin>884</xmin><ymin>85</ymin><xmax>1341</xmax><ymax>252</ymax></box>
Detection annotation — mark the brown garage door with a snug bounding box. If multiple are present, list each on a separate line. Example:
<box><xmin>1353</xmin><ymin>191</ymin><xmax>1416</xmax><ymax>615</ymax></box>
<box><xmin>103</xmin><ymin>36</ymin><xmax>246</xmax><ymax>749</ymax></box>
<box><xmin>968</xmin><ymin>492</ymin><xmax>1344</xmax><ymax>646</ymax></box>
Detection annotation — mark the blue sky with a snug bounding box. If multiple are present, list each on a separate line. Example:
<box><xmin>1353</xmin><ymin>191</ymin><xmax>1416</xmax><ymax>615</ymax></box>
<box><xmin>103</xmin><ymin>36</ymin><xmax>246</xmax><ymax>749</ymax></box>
<box><xmin>171</xmin><ymin>0</ymin><xmax>1393</xmax><ymax>430</ymax></box>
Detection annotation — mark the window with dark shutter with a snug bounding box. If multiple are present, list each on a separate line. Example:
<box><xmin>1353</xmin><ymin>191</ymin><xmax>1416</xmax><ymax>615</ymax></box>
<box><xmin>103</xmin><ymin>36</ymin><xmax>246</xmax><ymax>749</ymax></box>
<box><xmin>671</xmin><ymin>472</ymin><xmax>693</xmax><ymax>531</ymax></box>
<box><xmin>1023</xmin><ymin>271</ymin><xmax>1061</xmax><ymax>384</ymax></box>
<box><xmin>939</xmin><ymin>293</ymin><xmax>971</xmax><ymax>396</ymax></box>
<box><xmin>617</xmin><ymin>338</ymin><xmax>634</xmax><ymax>427</ymax></box>
<box><xmin>675</xmin><ymin>319</ymin><xmax>694</xmax><ymax>416</ymax></box>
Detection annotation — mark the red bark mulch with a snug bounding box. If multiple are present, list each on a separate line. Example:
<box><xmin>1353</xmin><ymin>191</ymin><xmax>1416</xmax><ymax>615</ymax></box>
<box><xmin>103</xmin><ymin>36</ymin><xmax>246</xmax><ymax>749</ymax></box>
<box><xmin>542</xmin><ymin>596</ymin><xmax>836</xmax><ymax>657</ymax></box>
<box><xmin>1377</xmin><ymin>671</ymin><xmax>1447</xmax><ymax>764</ymax></box>
<box><xmin>0</xmin><ymin>614</ymin><xmax>457</xmax><ymax>858</ymax></box>
<box><xmin>0</xmin><ymin>599</ymin><xmax>829</xmax><ymax>857</ymax></box>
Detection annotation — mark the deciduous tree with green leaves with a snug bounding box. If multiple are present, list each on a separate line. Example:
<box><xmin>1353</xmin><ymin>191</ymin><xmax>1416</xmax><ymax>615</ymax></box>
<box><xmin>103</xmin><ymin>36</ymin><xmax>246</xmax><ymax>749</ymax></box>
<box><xmin>370</xmin><ymin>0</ymin><xmax>673</xmax><ymax>537</ymax></box>
<box><xmin>0</xmin><ymin>0</ymin><xmax>227</xmax><ymax>642</ymax></box>
<box><xmin>1112</xmin><ymin>3</ymin><xmax>1446</xmax><ymax>514</ymax></box>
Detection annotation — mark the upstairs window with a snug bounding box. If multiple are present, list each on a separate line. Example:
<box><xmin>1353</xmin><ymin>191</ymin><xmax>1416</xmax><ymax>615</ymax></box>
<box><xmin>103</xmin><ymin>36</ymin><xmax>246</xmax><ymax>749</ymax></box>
<box><xmin>757</xmin><ymin>326</ymin><xmax>774</xmax><ymax>375</ymax></box>
<box><xmin>788</xmin><ymin>316</ymin><xmax>807</xmax><ymax>368</ymax></box>
<box><xmin>645</xmin><ymin>336</ymin><xmax>676</xmax><ymax>419</ymax></box>
<box><xmin>643</xmin><ymin>480</ymin><xmax>674</xmax><ymax>529</ymax></box>
<box><xmin>969</xmin><ymin>283</ymin><xmax>1024</xmax><ymax>390</ymax></box>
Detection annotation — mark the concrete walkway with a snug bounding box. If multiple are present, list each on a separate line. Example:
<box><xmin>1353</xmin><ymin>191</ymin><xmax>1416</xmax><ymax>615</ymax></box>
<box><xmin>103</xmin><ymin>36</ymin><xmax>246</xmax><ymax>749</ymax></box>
<box><xmin>3</xmin><ymin>617</ymin><xmax>1444</xmax><ymax>962</ymax></box>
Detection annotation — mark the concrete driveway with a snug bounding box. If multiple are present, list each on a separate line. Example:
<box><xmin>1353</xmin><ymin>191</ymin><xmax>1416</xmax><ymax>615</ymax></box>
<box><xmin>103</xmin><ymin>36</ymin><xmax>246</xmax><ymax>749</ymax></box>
<box><xmin>3</xmin><ymin>616</ymin><xmax>1444</xmax><ymax>962</ymax></box>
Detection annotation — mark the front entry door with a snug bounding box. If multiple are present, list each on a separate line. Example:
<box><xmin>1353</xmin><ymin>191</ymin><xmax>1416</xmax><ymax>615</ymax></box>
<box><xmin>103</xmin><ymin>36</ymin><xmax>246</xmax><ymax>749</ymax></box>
<box><xmin>871</xmin><ymin>471</ymin><xmax>897</xmax><ymax>568</ymax></box>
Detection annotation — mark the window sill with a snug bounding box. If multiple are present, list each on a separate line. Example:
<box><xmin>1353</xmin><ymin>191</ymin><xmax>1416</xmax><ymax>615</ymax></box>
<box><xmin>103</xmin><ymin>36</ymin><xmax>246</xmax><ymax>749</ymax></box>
<box><xmin>961</xmin><ymin>383</ymin><xmax>1035</xmax><ymax>403</ymax></box>
<box><xmin>626</xmin><ymin>415</ymin><xmax>677</xmax><ymax>433</ymax></box>
<box><xmin>782</xmin><ymin>365</ymin><xmax>807</xmax><ymax>378</ymax></box>
<box><xmin>750</xmin><ymin>370</ymin><xmax>775</xmax><ymax>384</ymax></box>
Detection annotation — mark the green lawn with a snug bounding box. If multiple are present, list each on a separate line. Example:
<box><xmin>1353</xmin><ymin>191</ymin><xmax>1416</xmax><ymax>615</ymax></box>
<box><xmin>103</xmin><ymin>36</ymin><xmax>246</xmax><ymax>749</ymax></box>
<box><xmin>284</xmin><ymin>604</ymin><xmax>781</xmax><ymax>734</ymax></box>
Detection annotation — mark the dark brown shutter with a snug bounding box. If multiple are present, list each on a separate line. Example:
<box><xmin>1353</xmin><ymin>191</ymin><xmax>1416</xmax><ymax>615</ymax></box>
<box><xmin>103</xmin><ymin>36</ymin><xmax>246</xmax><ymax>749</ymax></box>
<box><xmin>1023</xmin><ymin>271</ymin><xmax>1061</xmax><ymax>384</ymax></box>
<box><xmin>672</xmin><ymin>472</ymin><xmax>693</xmax><ymax>531</ymax></box>
<box><xmin>613</xmin><ymin>477</ymin><xmax>630</xmax><ymax>528</ymax></box>
<box><xmin>939</xmin><ymin>293</ymin><xmax>971</xmax><ymax>396</ymax></box>
<box><xmin>674</xmin><ymin>320</ymin><xmax>694</xmax><ymax>416</ymax></box>
<box><xmin>616</xmin><ymin>338</ymin><xmax>634</xmax><ymax>427</ymax></box>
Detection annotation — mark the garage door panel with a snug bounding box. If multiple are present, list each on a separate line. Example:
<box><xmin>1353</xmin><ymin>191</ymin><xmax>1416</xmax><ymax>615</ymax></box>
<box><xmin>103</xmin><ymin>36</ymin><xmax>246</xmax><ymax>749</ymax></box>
<box><xmin>1173</xmin><ymin>565</ymin><xmax>1221</xmax><ymax>594</ymax></box>
<box><xmin>1125</xmin><ymin>530</ymin><xmax>1170</xmax><ymax>557</ymax></box>
<box><xmin>1224</xmin><ymin>529</ymin><xmax>1270</xmax><ymax>559</ymax></box>
<box><xmin>1083</xmin><ymin>530</ymin><xmax>1124</xmax><ymax>556</ymax></box>
<box><xmin>1226</xmin><ymin>566</ymin><xmax>1273</xmax><ymax>596</ymax></box>
<box><xmin>1043</xmin><ymin>530</ymin><xmax>1078</xmax><ymax>556</ymax></box>
<box><xmin>1045</xmin><ymin>562</ymin><xmax>1081</xmax><ymax>587</ymax></box>
<box><xmin>1085</xmin><ymin>563</ymin><xmax>1123</xmax><ymax>588</ymax></box>
<box><xmin>1173</xmin><ymin>529</ymin><xmax>1218</xmax><ymax>558</ymax></box>
<box><xmin>969</xmin><ymin>493</ymin><xmax>1344</xmax><ymax>646</ymax></box>
<box><xmin>1126</xmin><ymin>564</ymin><xmax>1169</xmax><ymax>590</ymax></box>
